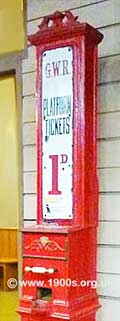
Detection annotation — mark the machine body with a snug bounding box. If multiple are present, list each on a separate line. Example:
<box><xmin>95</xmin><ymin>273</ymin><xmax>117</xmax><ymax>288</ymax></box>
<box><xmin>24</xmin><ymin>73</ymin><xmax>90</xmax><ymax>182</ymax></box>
<box><xmin>18</xmin><ymin>11</ymin><xmax>103</xmax><ymax>321</ymax></box>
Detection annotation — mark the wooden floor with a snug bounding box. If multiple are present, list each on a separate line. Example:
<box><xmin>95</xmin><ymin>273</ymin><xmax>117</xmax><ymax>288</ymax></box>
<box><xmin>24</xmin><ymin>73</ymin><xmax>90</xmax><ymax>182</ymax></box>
<box><xmin>0</xmin><ymin>291</ymin><xmax>19</xmax><ymax>321</ymax></box>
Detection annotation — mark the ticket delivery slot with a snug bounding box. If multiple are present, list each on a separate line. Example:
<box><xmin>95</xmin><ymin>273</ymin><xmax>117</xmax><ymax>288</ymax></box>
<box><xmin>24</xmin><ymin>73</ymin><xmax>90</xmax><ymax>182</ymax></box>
<box><xmin>18</xmin><ymin>11</ymin><xmax>103</xmax><ymax>321</ymax></box>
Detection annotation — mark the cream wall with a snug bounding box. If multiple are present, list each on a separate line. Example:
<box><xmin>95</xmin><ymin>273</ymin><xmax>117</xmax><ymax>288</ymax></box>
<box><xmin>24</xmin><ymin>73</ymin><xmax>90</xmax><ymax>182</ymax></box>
<box><xmin>0</xmin><ymin>0</ymin><xmax>25</xmax><ymax>54</ymax></box>
<box><xmin>22</xmin><ymin>0</ymin><xmax>120</xmax><ymax>320</ymax></box>
<box><xmin>0</xmin><ymin>75</ymin><xmax>19</xmax><ymax>227</ymax></box>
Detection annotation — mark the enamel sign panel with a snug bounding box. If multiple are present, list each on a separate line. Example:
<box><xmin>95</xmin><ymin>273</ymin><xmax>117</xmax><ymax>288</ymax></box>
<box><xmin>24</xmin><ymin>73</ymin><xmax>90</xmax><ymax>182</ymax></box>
<box><xmin>42</xmin><ymin>46</ymin><xmax>73</xmax><ymax>219</ymax></box>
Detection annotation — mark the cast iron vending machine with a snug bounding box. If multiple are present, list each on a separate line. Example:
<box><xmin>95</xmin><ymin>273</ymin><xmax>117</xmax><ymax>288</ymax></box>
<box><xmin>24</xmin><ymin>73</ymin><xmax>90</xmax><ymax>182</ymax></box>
<box><xmin>18</xmin><ymin>11</ymin><xmax>103</xmax><ymax>321</ymax></box>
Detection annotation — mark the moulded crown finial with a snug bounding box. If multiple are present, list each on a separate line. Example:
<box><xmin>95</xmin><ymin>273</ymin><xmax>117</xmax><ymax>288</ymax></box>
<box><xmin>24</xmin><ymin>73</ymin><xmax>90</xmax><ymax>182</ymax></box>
<box><xmin>37</xmin><ymin>10</ymin><xmax>79</xmax><ymax>33</ymax></box>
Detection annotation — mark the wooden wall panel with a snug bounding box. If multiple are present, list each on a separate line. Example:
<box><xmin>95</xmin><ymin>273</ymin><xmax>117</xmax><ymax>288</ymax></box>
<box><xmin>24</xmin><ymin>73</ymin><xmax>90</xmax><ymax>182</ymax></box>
<box><xmin>99</xmin><ymin>168</ymin><xmax>120</xmax><ymax>192</ymax></box>
<box><xmin>27</xmin><ymin>0</ymin><xmax>107</xmax><ymax>21</ymax></box>
<box><xmin>23</xmin><ymin>172</ymin><xmax>36</xmax><ymax>194</ymax></box>
<box><xmin>98</xmin><ymin>82</ymin><xmax>120</xmax><ymax>113</ymax></box>
<box><xmin>23</xmin><ymin>96</ymin><xmax>36</xmax><ymax>123</ymax></box>
<box><xmin>23</xmin><ymin>123</ymin><xmax>36</xmax><ymax>145</ymax></box>
<box><xmin>99</xmin><ymin>193</ymin><xmax>120</xmax><ymax>221</ymax></box>
<box><xmin>98</xmin><ymin>113</ymin><xmax>120</xmax><ymax>139</ymax></box>
<box><xmin>98</xmin><ymin>221</ymin><xmax>120</xmax><ymax>245</ymax></box>
<box><xmin>98</xmin><ymin>273</ymin><xmax>120</xmax><ymax>298</ymax></box>
<box><xmin>23</xmin><ymin>145</ymin><xmax>36</xmax><ymax>171</ymax></box>
<box><xmin>98</xmin><ymin>140</ymin><xmax>120</xmax><ymax>168</ymax></box>
<box><xmin>97</xmin><ymin>298</ymin><xmax>120</xmax><ymax>321</ymax></box>
<box><xmin>24</xmin><ymin>194</ymin><xmax>36</xmax><ymax>220</ymax></box>
<box><xmin>99</xmin><ymin>55</ymin><xmax>120</xmax><ymax>84</ymax></box>
<box><xmin>22</xmin><ymin>72</ymin><xmax>36</xmax><ymax>96</ymax></box>
<box><xmin>98</xmin><ymin>247</ymin><xmax>120</xmax><ymax>274</ymax></box>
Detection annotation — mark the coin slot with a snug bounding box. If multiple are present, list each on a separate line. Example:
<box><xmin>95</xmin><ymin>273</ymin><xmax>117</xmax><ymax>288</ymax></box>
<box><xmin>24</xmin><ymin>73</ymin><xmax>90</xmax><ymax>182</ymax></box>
<box><xmin>37</xmin><ymin>287</ymin><xmax>52</xmax><ymax>301</ymax></box>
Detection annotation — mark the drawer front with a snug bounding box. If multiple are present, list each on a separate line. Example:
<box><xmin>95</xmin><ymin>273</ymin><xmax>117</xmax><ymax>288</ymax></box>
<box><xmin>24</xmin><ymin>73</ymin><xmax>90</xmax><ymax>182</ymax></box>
<box><xmin>22</xmin><ymin>257</ymin><xmax>68</xmax><ymax>300</ymax></box>
<box><xmin>23</xmin><ymin>233</ymin><xmax>68</xmax><ymax>259</ymax></box>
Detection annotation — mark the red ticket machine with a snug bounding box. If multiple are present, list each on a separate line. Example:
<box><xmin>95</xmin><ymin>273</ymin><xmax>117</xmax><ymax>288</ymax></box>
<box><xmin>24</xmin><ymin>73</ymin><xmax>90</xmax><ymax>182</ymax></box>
<box><xmin>18</xmin><ymin>11</ymin><xmax>103</xmax><ymax>321</ymax></box>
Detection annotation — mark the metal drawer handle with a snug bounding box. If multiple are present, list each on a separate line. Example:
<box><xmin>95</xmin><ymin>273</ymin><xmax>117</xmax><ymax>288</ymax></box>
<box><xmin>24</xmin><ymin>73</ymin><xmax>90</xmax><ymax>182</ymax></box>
<box><xmin>25</xmin><ymin>266</ymin><xmax>56</xmax><ymax>274</ymax></box>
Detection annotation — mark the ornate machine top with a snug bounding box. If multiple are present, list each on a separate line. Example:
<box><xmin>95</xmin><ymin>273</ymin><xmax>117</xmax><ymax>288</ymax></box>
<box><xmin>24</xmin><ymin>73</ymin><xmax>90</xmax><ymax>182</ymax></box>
<box><xmin>28</xmin><ymin>10</ymin><xmax>103</xmax><ymax>45</ymax></box>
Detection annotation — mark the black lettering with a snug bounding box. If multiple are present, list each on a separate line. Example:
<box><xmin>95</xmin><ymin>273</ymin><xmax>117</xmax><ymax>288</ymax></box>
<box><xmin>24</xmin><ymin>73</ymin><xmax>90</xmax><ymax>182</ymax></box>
<box><xmin>59</xmin><ymin>118</ymin><xmax>62</xmax><ymax>135</ymax></box>
<box><xmin>43</xmin><ymin>98</ymin><xmax>48</xmax><ymax>118</ymax></box>
<box><xmin>66</xmin><ymin>117</ymin><xmax>70</xmax><ymax>134</ymax></box>
<box><xmin>52</xmin><ymin>61</ymin><xmax>61</xmax><ymax>77</ymax></box>
<box><xmin>51</xmin><ymin>119</ymin><xmax>55</xmax><ymax>135</ymax></box>
<box><xmin>62</xmin><ymin>117</ymin><xmax>66</xmax><ymax>134</ymax></box>
<box><xmin>46</xmin><ymin>63</ymin><xmax>51</xmax><ymax>78</ymax></box>
<box><xmin>63</xmin><ymin>60</ymin><xmax>70</xmax><ymax>75</ymax></box>
<box><xmin>45</xmin><ymin>119</ymin><xmax>48</xmax><ymax>134</ymax></box>
<box><xmin>54</xmin><ymin>118</ymin><xmax>59</xmax><ymax>135</ymax></box>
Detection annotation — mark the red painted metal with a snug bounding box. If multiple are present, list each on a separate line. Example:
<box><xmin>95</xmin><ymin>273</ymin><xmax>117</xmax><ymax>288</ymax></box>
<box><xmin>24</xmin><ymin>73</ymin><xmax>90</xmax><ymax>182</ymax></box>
<box><xmin>18</xmin><ymin>11</ymin><xmax>103</xmax><ymax>321</ymax></box>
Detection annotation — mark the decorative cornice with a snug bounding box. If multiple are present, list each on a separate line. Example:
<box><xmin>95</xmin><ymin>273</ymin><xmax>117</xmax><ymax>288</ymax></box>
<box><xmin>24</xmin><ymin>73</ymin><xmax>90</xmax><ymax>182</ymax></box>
<box><xmin>28</xmin><ymin>10</ymin><xmax>103</xmax><ymax>46</ymax></box>
<box><xmin>38</xmin><ymin>11</ymin><xmax>79</xmax><ymax>31</ymax></box>
<box><xmin>25</xmin><ymin>236</ymin><xmax>65</xmax><ymax>252</ymax></box>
